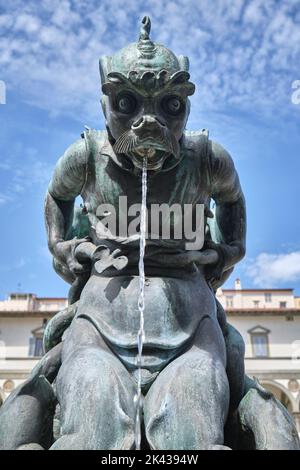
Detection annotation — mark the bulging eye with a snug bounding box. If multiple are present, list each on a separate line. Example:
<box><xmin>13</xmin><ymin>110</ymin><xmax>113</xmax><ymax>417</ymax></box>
<box><xmin>161</xmin><ymin>96</ymin><xmax>184</xmax><ymax>116</ymax></box>
<box><xmin>116</xmin><ymin>93</ymin><xmax>137</xmax><ymax>114</ymax></box>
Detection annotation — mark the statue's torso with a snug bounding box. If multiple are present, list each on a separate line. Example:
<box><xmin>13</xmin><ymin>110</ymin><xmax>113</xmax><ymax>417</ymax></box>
<box><xmin>76</xmin><ymin>130</ymin><xmax>215</xmax><ymax>373</ymax></box>
<box><xmin>80</xmin><ymin>130</ymin><xmax>212</xmax><ymax>255</ymax></box>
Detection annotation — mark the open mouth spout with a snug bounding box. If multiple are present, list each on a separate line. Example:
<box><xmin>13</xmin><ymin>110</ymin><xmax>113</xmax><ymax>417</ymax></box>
<box><xmin>135</xmin><ymin>147</ymin><xmax>157</xmax><ymax>158</ymax></box>
<box><xmin>130</xmin><ymin>146</ymin><xmax>170</xmax><ymax>171</ymax></box>
<box><xmin>134</xmin><ymin>139</ymin><xmax>167</xmax><ymax>156</ymax></box>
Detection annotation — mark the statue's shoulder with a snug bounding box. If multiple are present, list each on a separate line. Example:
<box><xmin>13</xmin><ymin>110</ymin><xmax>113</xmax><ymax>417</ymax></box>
<box><xmin>209</xmin><ymin>140</ymin><xmax>236</xmax><ymax>179</ymax></box>
<box><xmin>81</xmin><ymin>128</ymin><xmax>108</xmax><ymax>152</ymax></box>
<box><xmin>54</xmin><ymin>136</ymin><xmax>87</xmax><ymax>173</ymax></box>
<box><xmin>183</xmin><ymin>129</ymin><xmax>211</xmax><ymax>170</ymax></box>
<box><xmin>184</xmin><ymin>129</ymin><xmax>209</xmax><ymax>154</ymax></box>
<box><xmin>63</xmin><ymin>136</ymin><xmax>86</xmax><ymax>158</ymax></box>
<box><xmin>55</xmin><ymin>130</ymin><xmax>108</xmax><ymax>172</ymax></box>
<box><xmin>184</xmin><ymin>129</ymin><xmax>209</xmax><ymax>142</ymax></box>
<box><xmin>184</xmin><ymin>131</ymin><xmax>233</xmax><ymax>167</ymax></box>
<box><xmin>210</xmin><ymin>140</ymin><xmax>232</xmax><ymax>161</ymax></box>
<box><xmin>183</xmin><ymin>129</ymin><xmax>210</xmax><ymax>148</ymax></box>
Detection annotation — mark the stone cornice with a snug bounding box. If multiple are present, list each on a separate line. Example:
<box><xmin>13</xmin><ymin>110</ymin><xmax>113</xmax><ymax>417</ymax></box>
<box><xmin>0</xmin><ymin>311</ymin><xmax>56</xmax><ymax>318</ymax></box>
<box><xmin>226</xmin><ymin>308</ymin><xmax>300</xmax><ymax>316</ymax></box>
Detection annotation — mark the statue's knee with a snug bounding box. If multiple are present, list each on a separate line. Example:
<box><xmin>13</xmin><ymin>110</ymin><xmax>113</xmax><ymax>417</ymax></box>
<box><xmin>50</xmin><ymin>433</ymin><xmax>88</xmax><ymax>450</ymax></box>
<box><xmin>146</xmin><ymin>351</ymin><xmax>228</xmax><ymax>406</ymax></box>
<box><xmin>145</xmin><ymin>352</ymin><xmax>229</xmax><ymax>426</ymax></box>
<box><xmin>177</xmin><ymin>352</ymin><xmax>229</xmax><ymax>394</ymax></box>
<box><xmin>59</xmin><ymin>346</ymin><xmax>124</xmax><ymax>388</ymax></box>
<box><xmin>57</xmin><ymin>346</ymin><xmax>136</xmax><ymax>431</ymax></box>
<box><xmin>52</xmin><ymin>426</ymin><xmax>134</xmax><ymax>450</ymax></box>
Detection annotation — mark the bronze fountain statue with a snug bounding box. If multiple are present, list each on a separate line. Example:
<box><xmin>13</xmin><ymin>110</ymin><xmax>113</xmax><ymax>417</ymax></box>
<box><xmin>0</xmin><ymin>17</ymin><xmax>299</xmax><ymax>450</ymax></box>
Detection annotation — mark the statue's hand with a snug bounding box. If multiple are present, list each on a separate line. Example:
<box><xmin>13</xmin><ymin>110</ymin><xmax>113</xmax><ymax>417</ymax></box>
<box><xmin>54</xmin><ymin>238</ymin><xmax>94</xmax><ymax>275</ymax></box>
<box><xmin>203</xmin><ymin>240</ymin><xmax>227</xmax><ymax>283</ymax></box>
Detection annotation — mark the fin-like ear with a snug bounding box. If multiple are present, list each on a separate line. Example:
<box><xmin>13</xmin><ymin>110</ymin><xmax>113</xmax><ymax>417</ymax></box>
<box><xmin>101</xmin><ymin>96</ymin><xmax>106</xmax><ymax>117</ymax></box>
<box><xmin>99</xmin><ymin>56</ymin><xmax>112</xmax><ymax>85</ymax></box>
<box><xmin>178</xmin><ymin>55</ymin><xmax>190</xmax><ymax>72</ymax></box>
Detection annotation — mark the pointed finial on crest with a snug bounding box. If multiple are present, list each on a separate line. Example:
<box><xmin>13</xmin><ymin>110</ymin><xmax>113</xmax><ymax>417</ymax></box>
<box><xmin>139</xmin><ymin>16</ymin><xmax>151</xmax><ymax>41</ymax></box>
<box><xmin>138</xmin><ymin>16</ymin><xmax>155</xmax><ymax>57</ymax></box>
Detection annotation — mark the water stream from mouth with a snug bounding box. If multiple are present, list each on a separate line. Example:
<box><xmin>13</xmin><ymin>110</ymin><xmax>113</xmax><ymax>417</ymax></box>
<box><xmin>134</xmin><ymin>157</ymin><xmax>147</xmax><ymax>450</ymax></box>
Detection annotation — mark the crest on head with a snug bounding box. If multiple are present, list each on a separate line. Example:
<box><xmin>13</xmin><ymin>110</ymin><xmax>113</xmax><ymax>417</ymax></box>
<box><xmin>99</xmin><ymin>16</ymin><xmax>195</xmax><ymax>97</ymax></box>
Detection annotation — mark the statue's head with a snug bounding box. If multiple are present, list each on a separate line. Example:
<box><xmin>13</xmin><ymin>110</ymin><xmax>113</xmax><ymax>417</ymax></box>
<box><xmin>100</xmin><ymin>16</ymin><xmax>195</xmax><ymax>171</ymax></box>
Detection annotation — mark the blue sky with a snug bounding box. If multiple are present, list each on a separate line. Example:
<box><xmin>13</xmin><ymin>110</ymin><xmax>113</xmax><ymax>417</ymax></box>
<box><xmin>0</xmin><ymin>0</ymin><xmax>300</xmax><ymax>299</ymax></box>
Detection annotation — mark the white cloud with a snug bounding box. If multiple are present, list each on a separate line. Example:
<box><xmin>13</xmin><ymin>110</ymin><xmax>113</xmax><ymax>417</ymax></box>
<box><xmin>14</xmin><ymin>13</ymin><xmax>41</xmax><ymax>33</ymax></box>
<box><xmin>0</xmin><ymin>162</ymin><xmax>11</xmax><ymax>170</ymax></box>
<box><xmin>0</xmin><ymin>193</ymin><xmax>12</xmax><ymax>206</ymax></box>
<box><xmin>247</xmin><ymin>251</ymin><xmax>300</xmax><ymax>286</ymax></box>
<box><xmin>7</xmin><ymin>157</ymin><xmax>54</xmax><ymax>198</ymax></box>
<box><xmin>0</xmin><ymin>147</ymin><xmax>54</xmax><ymax>204</ymax></box>
<box><xmin>0</xmin><ymin>0</ymin><xmax>299</xmax><ymax>122</ymax></box>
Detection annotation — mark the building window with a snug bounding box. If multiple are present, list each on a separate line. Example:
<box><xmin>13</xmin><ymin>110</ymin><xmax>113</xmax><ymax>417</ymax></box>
<box><xmin>9</xmin><ymin>293</ymin><xmax>29</xmax><ymax>300</ymax></box>
<box><xmin>28</xmin><ymin>319</ymin><xmax>47</xmax><ymax>357</ymax></box>
<box><xmin>0</xmin><ymin>339</ymin><xmax>5</xmax><ymax>359</ymax></box>
<box><xmin>248</xmin><ymin>326</ymin><xmax>270</xmax><ymax>358</ymax></box>
<box><xmin>251</xmin><ymin>334</ymin><xmax>268</xmax><ymax>357</ymax></box>
<box><xmin>226</xmin><ymin>296</ymin><xmax>234</xmax><ymax>308</ymax></box>
<box><xmin>280</xmin><ymin>301</ymin><xmax>287</xmax><ymax>309</ymax></box>
<box><xmin>265</xmin><ymin>293</ymin><xmax>272</xmax><ymax>303</ymax></box>
<box><xmin>29</xmin><ymin>337</ymin><xmax>44</xmax><ymax>357</ymax></box>
<box><xmin>253</xmin><ymin>300</ymin><xmax>260</xmax><ymax>308</ymax></box>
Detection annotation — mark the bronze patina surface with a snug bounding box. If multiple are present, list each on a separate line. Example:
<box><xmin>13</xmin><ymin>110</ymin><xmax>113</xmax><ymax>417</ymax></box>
<box><xmin>0</xmin><ymin>17</ymin><xmax>299</xmax><ymax>450</ymax></box>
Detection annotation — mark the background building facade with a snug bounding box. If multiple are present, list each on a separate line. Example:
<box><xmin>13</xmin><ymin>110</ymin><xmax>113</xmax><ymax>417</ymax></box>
<box><xmin>0</xmin><ymin>281</ymin><xmax>300</xmax><ymax>433</ymax></box>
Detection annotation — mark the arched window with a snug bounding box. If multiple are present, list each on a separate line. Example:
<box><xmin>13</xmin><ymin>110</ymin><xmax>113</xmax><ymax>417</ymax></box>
<box><xmin>261</xmin><ymin>381</ymin><xmax>293</xmax><ymax>413</ymax></box>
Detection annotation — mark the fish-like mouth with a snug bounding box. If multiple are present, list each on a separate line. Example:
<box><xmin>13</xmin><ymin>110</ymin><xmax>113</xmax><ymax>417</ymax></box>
<box><xmin>128</xmin><ymin>139</ymin><xmax>170</xmax><ymax>170</ymax></box>
<box><xmin>113</xmin><ymin>130</ymin><xmax>179</xmax><ymax>171</ymax></box>
<box><xmin>130</xmin><ymin>146</ymin><xmax>170</xmax><ymax>170</ymax></box>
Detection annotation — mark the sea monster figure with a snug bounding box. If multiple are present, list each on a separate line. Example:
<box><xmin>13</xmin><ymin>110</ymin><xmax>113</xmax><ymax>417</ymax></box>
<box><xmin>0</xmin><ymin>17</ymin><xmax>299</xmax><ymax>450</ymax></box>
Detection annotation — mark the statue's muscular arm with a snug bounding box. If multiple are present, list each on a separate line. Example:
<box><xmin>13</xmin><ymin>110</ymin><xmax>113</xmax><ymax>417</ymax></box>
<box><xmin>208</xmin><ymin>141</ymin><xmax>246</xmax><ymax>280</ymax></box>
<box><xmin>45</xmin><ymin>138</ymin><xmax>89</xmax><ymax>274</ymax></box>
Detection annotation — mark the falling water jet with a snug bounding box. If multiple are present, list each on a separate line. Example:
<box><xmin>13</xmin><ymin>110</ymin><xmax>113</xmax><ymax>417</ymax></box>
<box><xmin>134</xmin><ymin>157</ymin><xmax>147</xmax><ymax>450</ymax></box>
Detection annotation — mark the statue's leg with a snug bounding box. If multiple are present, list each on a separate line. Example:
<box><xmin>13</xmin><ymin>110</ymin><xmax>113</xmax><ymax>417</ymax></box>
<box><xmin>143</xmin><ymin>316</ymin><xmax>230</xmax><ymax>450</ymax></box>
<box><xmin>216</xmin><ymin>300</ymin><xmax>245</xmax><ymax>410</ymax></box>
<box><xmin>50</xmin><ymin>317</ymin><xmax>136</xmax><ymax>450</ymax></box>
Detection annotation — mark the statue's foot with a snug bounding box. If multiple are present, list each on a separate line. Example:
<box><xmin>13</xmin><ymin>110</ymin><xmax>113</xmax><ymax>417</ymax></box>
<box><xmin>207</xmin><ymin>445</ymin><xmax>231</xmax><ymax>450</ymax></box>
<box><xmin>17</xmin><ymin>443</ymin><xmax>44</xmax><ymax>450</ymax></box>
